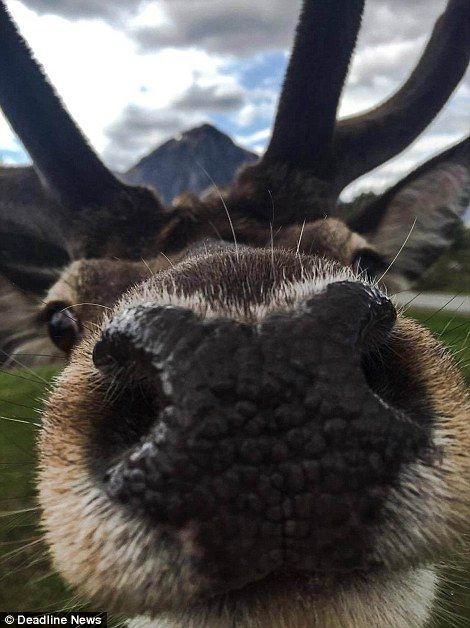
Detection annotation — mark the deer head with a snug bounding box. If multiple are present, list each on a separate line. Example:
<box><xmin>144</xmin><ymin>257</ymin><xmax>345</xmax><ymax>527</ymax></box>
<box><xmin>0</xmin><ymin>1</ymin><xmax>469</xmax><ymax>626</ymax></box>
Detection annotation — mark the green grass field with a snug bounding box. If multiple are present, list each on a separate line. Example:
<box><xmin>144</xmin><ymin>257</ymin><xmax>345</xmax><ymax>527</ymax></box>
<box><xmin>0</xmin><ymin>310</ymin><xmax>469</xmax><ymax>623</ymax></box>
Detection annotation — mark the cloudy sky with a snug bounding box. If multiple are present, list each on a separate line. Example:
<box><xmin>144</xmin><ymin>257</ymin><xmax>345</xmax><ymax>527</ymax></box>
<box><xmin>0</xmin><ymin>0</ymin><xmax>468</xmax><ymax>200</ymax></box>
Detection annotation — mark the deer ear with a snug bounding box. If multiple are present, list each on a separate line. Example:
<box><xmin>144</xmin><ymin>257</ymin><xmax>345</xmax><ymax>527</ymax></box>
<box><xmin>349</xmin><ymin>137</ymin><xmax>470</xmax><ymax>288</ymax></box>
<box><xmin>0</xmin><ymin>167</ymin><xmax>69</xmax><ymax>295</ymax></box>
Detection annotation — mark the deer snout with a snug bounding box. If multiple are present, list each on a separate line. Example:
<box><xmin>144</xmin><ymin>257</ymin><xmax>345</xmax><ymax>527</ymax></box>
<box><xmin>91</xmin><ymin>282</ymin><xmax>429</xmax><ymax>594</ymax></box>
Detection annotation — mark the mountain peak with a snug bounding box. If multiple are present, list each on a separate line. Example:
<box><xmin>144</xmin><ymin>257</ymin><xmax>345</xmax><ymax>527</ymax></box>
<box><xmin>125</xmin><ymin>125</ymin><xmax>258</xmax><ymax>204</ymax></box>
<box><xmin>182</xmin><ymin>123</ymin><xmax>225</xmax><ymax>139</ymax></box>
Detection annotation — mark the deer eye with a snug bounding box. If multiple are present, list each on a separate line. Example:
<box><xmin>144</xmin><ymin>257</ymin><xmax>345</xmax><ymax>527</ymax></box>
<box><xmin>352</xmin><ymin>250</ymin><xmax>387</xmax><ymax>281</ymax></box>
<box><xmin>46</xmin><ymin>303</ymin><xmax>82</xmax><ymax>354</ymax></box>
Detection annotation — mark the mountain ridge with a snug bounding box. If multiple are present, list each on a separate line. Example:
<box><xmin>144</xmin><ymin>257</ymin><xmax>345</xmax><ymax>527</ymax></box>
<box><xmin>124</xmin><ymin>123</ymin><xmax>258</xmax><ymax>204</ymax></box>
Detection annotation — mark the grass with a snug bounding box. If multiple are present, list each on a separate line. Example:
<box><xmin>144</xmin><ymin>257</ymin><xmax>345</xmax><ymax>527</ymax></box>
<box><xmin>410</xmin><ymin>310</ymin><xmax>470</xmax><ymax>628</ymax></box>
<box><xmin>416</xmin><ymin>226</ymin><xmax>470</xmax><ymax>295</ymax></box>
<box><xmin>0</xmin><ymin>366</ymin><xmax>73</xmax><ymax>612</ymax></box>
<box><xmin>0</xmin><ymin>310</ymin><xmax>469</xmax><ymax>624</ymax></box>
<box><xmin>410</xmin><ymin>310</ymin><xmax>470</xmax><ymax>384</ymax></box>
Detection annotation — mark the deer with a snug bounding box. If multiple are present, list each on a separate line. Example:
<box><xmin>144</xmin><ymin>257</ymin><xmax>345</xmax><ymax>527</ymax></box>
<box><xmin>0</xmin><ymin>0</ymin><xmax>469</xmax><ymax>626</ymax></box>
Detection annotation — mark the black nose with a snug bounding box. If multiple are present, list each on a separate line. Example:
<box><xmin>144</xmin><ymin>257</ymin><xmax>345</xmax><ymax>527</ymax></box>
<box><xmin>93</xmin><ymin>282</ymin><xmax>425</xmax><ymax>593</ymax></box>
<box><xmin>93</xmin><ymin>281</ymin><xmax>395</xmax><ymax>375</ymax></box>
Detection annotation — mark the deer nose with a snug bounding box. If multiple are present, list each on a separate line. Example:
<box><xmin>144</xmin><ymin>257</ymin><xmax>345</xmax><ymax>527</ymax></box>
<box><xmin>93</xmin><ymin>281</ymin><xmax>395</xmax><ymax>377</ymax></box>
<box><xmin>92</xmin><ymin>282</ymin><xmax>423</xmax><ymax>594</ymax></box>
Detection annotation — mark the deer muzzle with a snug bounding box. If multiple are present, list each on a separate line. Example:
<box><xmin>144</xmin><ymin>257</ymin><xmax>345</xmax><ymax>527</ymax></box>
<box><xmin>92</xmin><ymin>282</ymin><xmax>429</xmax><ymax>594</ymax></box>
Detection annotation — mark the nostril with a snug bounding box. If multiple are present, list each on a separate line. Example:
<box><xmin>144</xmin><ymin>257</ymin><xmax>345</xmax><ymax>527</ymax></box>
<box><xmin>92</xmin><ymin>304</ymin><xmax>203</xmax><ymax>377</ymax></box>
<box><xmin>92</xmin><ymin>337</ymin><xmax>113</xmax><ymax>372</ymax></box>
<box><xmin>316</xmin><ymin>281</ymin><xmax>396</xmax><ymax>348</ymax></box>
<box><xmin>95</xmin><ymin>284</ymin><xmax>427</xmax><ymax>592</ymax></box>
<box><xmin>92</xmin><ymin>333</ymin><xmax>132</xmax><ymax>373</ymax></box>
<box><xmin>358</xmin><ymin>285</ymin><xmax>396</xmax><ymax>347</ymax></box>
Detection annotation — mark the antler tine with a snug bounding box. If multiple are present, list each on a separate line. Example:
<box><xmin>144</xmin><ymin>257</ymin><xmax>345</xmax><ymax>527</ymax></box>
<box><xmin>0</xmin><ymin>2</ymin><xmax>125</xmax><ymax>207</ymax></box>
<box><xmin>333</xmin><ymin>0</ymin><xmax>470</xmax><ymax>194</ymax></box>
<box><xmin>349</xmin><ymin>134</ymin><xmax>470</xmax><ymax>235</ymax></box>
<box><xmin>262</xmin><ymin>0</ymin><xmax>365</xmax><ymax>180</ymax></box>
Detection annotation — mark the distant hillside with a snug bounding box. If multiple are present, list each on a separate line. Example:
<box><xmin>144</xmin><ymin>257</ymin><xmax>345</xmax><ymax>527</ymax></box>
<box><xmin>124</xmin><ymin>123</ymin><xmax>258</xmax><ymax>204</ymax></box>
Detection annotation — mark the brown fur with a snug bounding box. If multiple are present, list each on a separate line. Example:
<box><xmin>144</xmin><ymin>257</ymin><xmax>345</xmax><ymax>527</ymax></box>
<box><xmin>1</xmin><ymin>1</ymin><xmax>469</xmax><ymax>625</ymax></box>
<box><xmin>36</xmin><ymin>248</ymin><xmax>470</xmax><ymax>627</ymax></box>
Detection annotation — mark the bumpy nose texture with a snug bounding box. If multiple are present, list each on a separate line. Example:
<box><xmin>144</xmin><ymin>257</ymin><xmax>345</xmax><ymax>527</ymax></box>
<box><xmin>96</xmin><ymin>282</ymin><xmax>428</xmax><ymax>593</ymax></box>
<box><xmin>93</xmin><ymin>282</ymin><xmax>395</xmax><ymax>374</ymax></box>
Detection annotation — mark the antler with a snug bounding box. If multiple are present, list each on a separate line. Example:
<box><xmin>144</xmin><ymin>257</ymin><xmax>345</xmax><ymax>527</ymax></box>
<box><xmin>263</xmin><ymin>0</ymin><xmax>365</xmax><ymax>179</ymax></box>
<box><xmin>333</xmin><ymin>0</ymin><xmax>470</xmax><ymax>194</ymax></box>
<box><xmin>0</xmin><ymin>2</ymin><xmax>171</xmax><ymax>261</ymax></box>
<box><xmin>227</xmin><ymin>0</ymin><xmax>469</xmax><ymax>226</ymax></box>
<box><xmin>349</xmin><ymin>135</ymin><xmax>470</xmax><ymax>236</ymax></box>
<box><xmin>0</xmin><ymin>2</ymin><xmax>125</xmax><ymax>207</ymax></box>
<box><xmin>349</xmin><ymin>135</ymin><xmax>469</xmax><ymax>285</ymax></box>
<box><xmin>225</xmin><ymin>0</ymin><xmax>366</xmax><ymax>225</ymax></box>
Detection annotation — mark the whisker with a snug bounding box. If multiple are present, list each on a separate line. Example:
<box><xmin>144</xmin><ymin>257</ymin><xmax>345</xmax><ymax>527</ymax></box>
<box><xmin>0</xmin><ymin>494</ymin><xmax>35</xmax><ymax>503</ymax></box>
<box><xmin>207</xmin><ymin>219</ymin><xmax>224</xmax><ymax>243</ymax></box>
<box><xmin>10</xmin><ymin>353</ymin><xmax>66</xmax><ymax>359</ymax></box>
<box><xmin>30</xmin><ymin>569</ymin><xmax>60</xmax><ymax>586</ymax></box>
<box><xmin>448</xmin><ymin>341</ymin><xmax>468</xmax><ymax>355</ymax></box>
<box><xmin>296</xmin><ymin>218</ymin><xmax>307</xmax><ymax>257</ymax></box>
<box><xmin>0</xmin><ymin>349</ymin><xmax>51</xmax><ymax>385</ymax></box>
<box><xmin>431</xmin><ymin>604</ymin><xmax>464</xmax><ymax>628</ymax></box>
<box><xmin>196</xmin><ymin>161</ymin><xmax>239</xmax><ymax>260</ymax></box>
<box><xmin>376</xmin><ymin>217</ymin><xmax>417</xmax><ymax>285</ymax></box>
<box><xmin>0</xmin><ymin>397</ymin><xmax>39</xmax><ymax>412</ymax></box>
<box><xmin>0</xmin><ymin>423</ymin><xmax>35</xmax><ymax>455</ymax></box>
<box><xmin>60</xmin><ymin>303</ymin><xmax>111</xmax><ymax>312</ymax></box>
<box><xmin>438</xmin><ymin>311</ymin><xmax>463</xmax><ymax>339</ymax></box>
<box><xmin>0</xmin><ymin>275</ymin><xmax>51</xmax><ymax>307</ymax></box>
<box><xmin>0</xmin><ymin>415</ymin><xmax>40</xmax><ymax>427</ymax></box>
<box><xmin>0</xmin><ymin>506</ymin><xmax>39</xmax><ymax>518</ymax></box>
<box><xmin>461</xmin><ymin>325</ymin><xmax>470</xmax><ymax>352</ymax></box>
<box><xmin>0</xmin><ymin>537</ymin><xmax>42</xmax><ymax>560</ymax></box>
<box><xmin>268</xmin><ymin>189</ymin><xmax>275</xmax><ymax>225</ymax></box>
<box><xmin>402</xmin><ymin>291</ymin><xmax>422</xmax><ymax>313</ymax></box>
<box><xmin>269</xmin><ymin>222</ymin><xmax>275</xmax><ymax>276</ymax></box>
<box><xmin>421</xmin><ymin>292</ymin><xmax>463</xmax><ymax>323</ymax></box>
<box><xmin>56</xmin><ymin>275</ymin><xmax>78</xmax><ymax>293</ymax></box>
<box><xmin>0</xmin><ymin>368</ymin><xmax>47</xmax><ymax>387</ymax></box>
<box><xmin>0</xmin><ymin>549</ymin><xmax>50</xmax><ymax>583</ymax></box>
<box><xmin>57</xmin><ymin>595</ymin><xmax>88</xmax><ymax>614</ymax></box>
<box><xmin>159</xmin><ymin>251</ymin><xmax>174</xmax><ymax>268</ymax></box>
<box><xmin>140</xmin><ymin>257</ymin><xmax>154</xmax><ymax>277</ymax></box>
<box><xmin>446</xmin><ymin>319</ymin><xmax>470</xmax><ymax>336</ymax></box>
<box><xmin>268</xmin><ymin>189</ymin><xmax>276</xmax><ymax>276</ymax></box>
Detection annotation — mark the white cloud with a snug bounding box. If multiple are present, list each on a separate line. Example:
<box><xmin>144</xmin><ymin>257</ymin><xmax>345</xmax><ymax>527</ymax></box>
<box><xmin>7</xmin><ymin>0</ymin><xmax>140</xmax><ymax>22</ymax></box>
<box><xmin>3</xmin><ymin>1</ymin><xmax>240</xmax><ymax>169</ymax></box>
<box><xmin>235</xmin><ymin>127</ymin><xmax>270</xmax><ymax>155</ymax></box>
<box><xmin>1</xmin><ymin>0</ymin><xmax>468</xmax><ymax>197</ymax></box>
<box><xmin>173</xmin><ymin>82</ymin><xmax>245</xmax><ymax>113</ymax></box>
<box><xmin>132</xmin><ymin>1</ymin><xmax>299</xmax><ymax>57</ymax></box>
<box><xmin>5</xmin><ymin>1</ymin><xmax>142</xmax><ymax>153</ymax></box>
